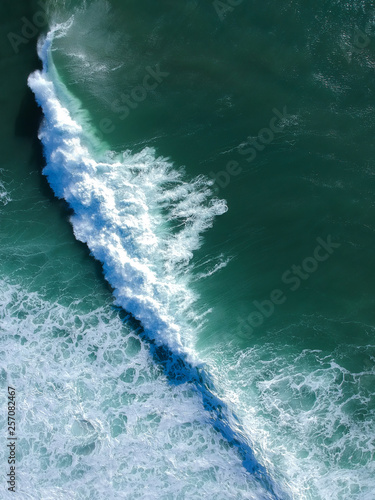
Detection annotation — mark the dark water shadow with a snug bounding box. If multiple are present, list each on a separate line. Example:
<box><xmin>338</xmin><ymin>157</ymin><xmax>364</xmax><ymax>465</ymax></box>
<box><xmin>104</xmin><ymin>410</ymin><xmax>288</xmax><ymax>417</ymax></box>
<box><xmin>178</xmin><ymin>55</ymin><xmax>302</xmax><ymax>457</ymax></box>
<box><xmin>113</xmin><ymin>306</ymin><xmax>288</xmax><ymax>499</ymax></box>
<box><xmin>14</xmin><ymin>63</ymin><xmax>114</xmax><ymax>293</ymax></box>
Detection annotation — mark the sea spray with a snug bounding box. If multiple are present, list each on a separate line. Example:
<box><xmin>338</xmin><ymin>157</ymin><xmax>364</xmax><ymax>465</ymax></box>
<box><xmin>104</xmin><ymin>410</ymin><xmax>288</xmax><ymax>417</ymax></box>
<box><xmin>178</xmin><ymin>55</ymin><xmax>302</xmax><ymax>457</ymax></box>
<box><xmin>28</xmin><ymin>24</ymin><xmax>227</xmax><ymax>360</ymax></box>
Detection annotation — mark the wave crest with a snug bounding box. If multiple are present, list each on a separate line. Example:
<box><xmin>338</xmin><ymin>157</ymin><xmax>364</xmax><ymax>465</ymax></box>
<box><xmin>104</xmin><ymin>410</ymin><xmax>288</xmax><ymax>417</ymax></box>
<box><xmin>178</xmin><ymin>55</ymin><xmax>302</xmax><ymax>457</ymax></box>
<box><xmin>28</xmin><ymin>27</ymin><xmax>227</xmax><ymax>360</ymax></box>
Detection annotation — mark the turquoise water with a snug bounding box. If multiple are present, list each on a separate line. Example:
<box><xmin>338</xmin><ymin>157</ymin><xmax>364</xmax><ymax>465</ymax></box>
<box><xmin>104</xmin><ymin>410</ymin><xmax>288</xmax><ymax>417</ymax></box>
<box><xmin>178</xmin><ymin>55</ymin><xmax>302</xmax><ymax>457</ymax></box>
<box><xmin>1</xmin><ymin>1</ymin><xmax>375</xmax><ymax>498</ymax></box>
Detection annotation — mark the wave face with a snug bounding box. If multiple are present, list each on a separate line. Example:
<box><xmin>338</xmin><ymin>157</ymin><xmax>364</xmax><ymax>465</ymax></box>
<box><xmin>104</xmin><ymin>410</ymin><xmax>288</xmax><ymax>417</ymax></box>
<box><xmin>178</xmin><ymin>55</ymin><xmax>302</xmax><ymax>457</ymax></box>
<box><xmin>28</xmin><ymin>25</ymin><xmax>227</xmax><ymax>361</ymax></box>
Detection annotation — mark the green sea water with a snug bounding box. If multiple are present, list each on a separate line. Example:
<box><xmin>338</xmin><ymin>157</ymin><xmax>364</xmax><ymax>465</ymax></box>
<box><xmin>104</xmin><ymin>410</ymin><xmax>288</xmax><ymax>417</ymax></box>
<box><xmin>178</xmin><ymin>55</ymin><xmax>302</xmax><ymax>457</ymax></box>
<box><xmin>1</xmin><ymin>0</ymin><xmax>375</xmax><ymax>498</ymax></box>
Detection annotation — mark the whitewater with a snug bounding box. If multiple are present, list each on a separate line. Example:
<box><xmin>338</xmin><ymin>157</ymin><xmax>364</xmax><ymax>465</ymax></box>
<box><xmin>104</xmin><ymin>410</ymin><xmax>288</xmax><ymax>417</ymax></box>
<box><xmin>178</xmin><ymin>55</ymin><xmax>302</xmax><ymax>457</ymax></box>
<box><xmin>25</xmin><ymin>23</ymin><xmax>285</xmax><ymax>500</ymax></box>
<box><xmin>1</xmin><ymin>278</ymin><xmax>274</xmax><ymax>499</ymax></box>
<box><xmin>28</xmin><ymin>24</ymin><xmax>228</xmax><ymax>359</ymax></box>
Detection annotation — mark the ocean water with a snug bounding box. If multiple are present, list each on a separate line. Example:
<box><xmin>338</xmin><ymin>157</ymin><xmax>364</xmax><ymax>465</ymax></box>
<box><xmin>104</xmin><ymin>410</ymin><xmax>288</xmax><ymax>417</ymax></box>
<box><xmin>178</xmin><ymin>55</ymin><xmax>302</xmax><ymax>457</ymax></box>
<box><xmin>1</xmin><ymin>0</ymin><xmax>375</xmax><ymax>499</ymax></box>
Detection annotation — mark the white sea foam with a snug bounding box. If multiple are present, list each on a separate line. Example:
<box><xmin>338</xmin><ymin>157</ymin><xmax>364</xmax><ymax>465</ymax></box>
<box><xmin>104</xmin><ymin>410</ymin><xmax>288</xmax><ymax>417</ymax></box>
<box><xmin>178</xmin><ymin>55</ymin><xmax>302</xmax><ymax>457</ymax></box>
<box><xmin>0</xmin><ymin>179</ymin><xmax>11</xmax><ymax>206</ymax></box>
<box><xmin>0</xmin><ymin>279</ymin><xmax>271</xmax><ymax>500</ymax></box>
<box><xmin>206</xmin><ymin>338</ymin><xmax>375</xmax><ymax>500</ymax></box>
<box><xmin>28</xmin><ymin>26</ymin><xmax>227</xmax><ymax>362</ymax></box>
